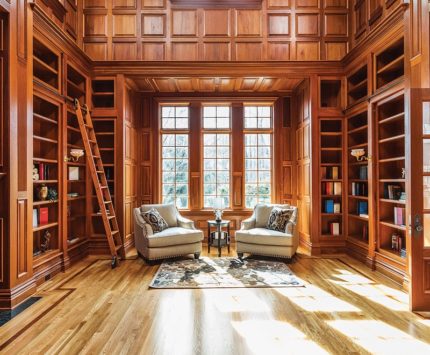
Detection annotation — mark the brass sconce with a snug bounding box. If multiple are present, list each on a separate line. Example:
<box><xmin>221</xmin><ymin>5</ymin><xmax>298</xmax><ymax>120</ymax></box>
<box><xmin>351</xmin><ymin>148</ymin><xmax>371</xmax><ymax>162</ymax></box>
<box><xmin>64</xmin><ymin>149</ymin><xmax>84</xmax><ymax>162</ymax></box>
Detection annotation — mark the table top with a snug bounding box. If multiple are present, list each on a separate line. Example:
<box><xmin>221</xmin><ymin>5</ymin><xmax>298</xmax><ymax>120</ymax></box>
<box><xmin>207</xmin><ymin>220</ymin><xmax>230</xmax><ymax>226</ymax></box>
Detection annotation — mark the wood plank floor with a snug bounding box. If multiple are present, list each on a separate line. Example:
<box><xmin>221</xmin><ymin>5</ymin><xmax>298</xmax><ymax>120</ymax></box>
<box><xmin>1</xmin><ymin>249</ymin><xmax>429</xmax><ymax>354</ymax></box>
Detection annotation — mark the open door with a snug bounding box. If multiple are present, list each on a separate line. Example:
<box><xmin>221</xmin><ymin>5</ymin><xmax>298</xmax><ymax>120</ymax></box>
<box><xmin>409</xmin><ymin>88</ymin><xmax>430</xmax><ymax>311</ymax></box>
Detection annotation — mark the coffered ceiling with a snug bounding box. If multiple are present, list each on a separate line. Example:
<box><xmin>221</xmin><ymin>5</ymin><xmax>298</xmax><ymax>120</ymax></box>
<box><xmin>130</xmin><ymin>76</ymin><xmax>303</xmax><ymax>93</ymax></box>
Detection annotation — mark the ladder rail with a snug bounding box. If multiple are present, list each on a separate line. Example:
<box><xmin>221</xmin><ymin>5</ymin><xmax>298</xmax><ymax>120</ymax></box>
<box><xmin>74</xmin><ymin>100</ymin><xmax>122</xmax><ymax>267</ymax></box>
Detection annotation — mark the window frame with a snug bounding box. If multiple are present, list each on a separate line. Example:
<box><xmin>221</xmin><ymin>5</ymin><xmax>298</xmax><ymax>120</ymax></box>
<box><xmin>201</xmin><ymin>104</ymin><xmax>232</xmax><ymax>209</ymax></box>
<box><xmin>159</xmin><ymin>103</ymin><xmax>191</xmax><ymax>210</ymax></box>
<box><xmin>243</xmin><ymin>104</ymin><xmax>274</xmax><ymax>209</ymax></box>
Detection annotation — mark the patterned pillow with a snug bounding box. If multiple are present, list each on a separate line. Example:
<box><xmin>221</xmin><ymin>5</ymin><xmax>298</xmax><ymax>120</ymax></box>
<box><xmin>266</xmin><ymin>207</ymin><xmax>293</xmax><ymax>232</ymax></box>
<box><xmin>142</xmin><ymin>208</ymin><xmax>168</xmax><ymax>233</ymax></box>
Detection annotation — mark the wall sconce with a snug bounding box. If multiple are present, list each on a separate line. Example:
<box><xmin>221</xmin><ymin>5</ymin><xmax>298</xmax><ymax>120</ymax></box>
<box><xmin>64</xmin><ymin>149</ymin><xmax>84</xmax><ymax>162</ymax></box>
<box><xmin>351</xmin><ymin>148</ymin><xmax>371</xmax><ymax>162</ymax></box>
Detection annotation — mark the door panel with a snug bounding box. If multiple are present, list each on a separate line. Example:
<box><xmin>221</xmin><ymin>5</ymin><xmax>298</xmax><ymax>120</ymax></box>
<box><xmin>409</xmin><ymin>89</ymin><xmax>430</xmax><ymax>311</ymax></box>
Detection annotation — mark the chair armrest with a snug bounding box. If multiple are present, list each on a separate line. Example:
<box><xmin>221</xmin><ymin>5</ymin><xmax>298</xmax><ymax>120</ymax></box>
<box><xmin>284</xmin><ymin>207</ymin><xmax>298</xmax><ymax>234</ymax></box>
<box><xmin>177</xmin><ymin>214</ymin><xmax>196</xmax><ymax>230</ymax></box>
<box><xmin>241</xmin><ymin>217</ymin><xmax>256</xmax><ymax>230</ymax></box>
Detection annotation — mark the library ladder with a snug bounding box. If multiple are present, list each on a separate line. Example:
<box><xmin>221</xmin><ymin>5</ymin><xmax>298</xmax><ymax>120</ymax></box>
<box><xmin>74</xmin><ymin>99</ymin><xmax>122</xmax><ymax>268</ymax></box>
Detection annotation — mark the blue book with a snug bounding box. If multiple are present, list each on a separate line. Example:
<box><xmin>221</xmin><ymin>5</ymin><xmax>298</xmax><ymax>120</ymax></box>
<box><xmin>325</xmin><ymin>200</ymin><xmax>334</xmax><ymax>213</ymax></box>
<box><xmin>357</xmin><ymin>201</ymin><xmax>368</xmax><ymax>215</ymax></box>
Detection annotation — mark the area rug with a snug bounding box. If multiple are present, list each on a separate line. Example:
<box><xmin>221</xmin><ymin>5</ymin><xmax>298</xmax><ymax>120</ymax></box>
<box><xmin>149</xmin><ymin>257</ymin><xmax>304</xmax><ymax>289</ymax></box>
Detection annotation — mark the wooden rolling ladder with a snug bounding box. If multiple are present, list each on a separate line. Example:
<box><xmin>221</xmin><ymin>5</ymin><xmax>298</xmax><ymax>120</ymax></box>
<box><xmin>74</xmin><ymin>99</ymin><xmax>122</xmax><ymax>268</ymax></box>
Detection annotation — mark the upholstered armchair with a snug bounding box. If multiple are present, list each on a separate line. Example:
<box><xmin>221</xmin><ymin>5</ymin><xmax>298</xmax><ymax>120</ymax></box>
<box><xmin>133</xmin><ymin>203</ymin><xmax>203</xmax><ymax>262</ymax></box>
<box><xmin>236</xmin><ymin>204</ymin><xmax>299</xmax><ymax>260</ymax></box>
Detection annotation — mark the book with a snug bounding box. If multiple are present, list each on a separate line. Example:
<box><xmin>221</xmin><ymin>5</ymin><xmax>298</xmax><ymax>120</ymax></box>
<box><xmin>362</xmin><ymin>225</ymin><xmax>368</xmax><ymax>241</ymax></box>
<box><xmin>325</xmin><ymin>200</ymin><xmax>334</xmax><ymax>213</ymax></box>
<box><xmin>39</xmin><ymin>207</ymin><xmax>49</xmax><ymax>225</ymax></box>
<box><xmin>321</xmin><ymin>167</ymin><xmax>327</xmax><ymax>179</ymax></box>
<box><xmin>39</xmin><ymin>163</ymin><xmax>44</xmax><ymax>180</ymax></box>
<box><xmin>334</xmin><ymin>203</ymin><xmax>341</xmax><ymax>213</ymax></box>
<box><xmin>359</xmin><ymin>166</ymin><xmax>368</xmax><ymax>180</ymax></box>
<box><xmin>332</xmin><ymin>166</ymin><xmax>339</xmax><ymax>179</ymax></box>
<box><xmin>33</xmin><ymin>209</ymin><xmax>38</xmax><ymax>228</ymax></box>
<box><xmin>394</xmin><ymin>207</ymin><xmax>405</xmax><ymax>226</ymax></box>
<box><xmin>68</xmin><ymin>166</ymin><xmax>79</xmax><ymax>181</ymax></box>
<box><xmin>357</xmin><ymin>201</ymin><xmax>368</xmax><ymax>216</ymax></box>
<box><xmin>384</xmin><ymin>184</ymin><xmax>402</xmax><ymax>200</ymax></box>
<box><xmin>334</xmin><ymin>182</ymin><xmax>342</xmax><ymax>195</ymax></box>
<box><xmin>330</xmin><ymin>222</ymin><xmax>340</xmax><ymax>236</ymax></box>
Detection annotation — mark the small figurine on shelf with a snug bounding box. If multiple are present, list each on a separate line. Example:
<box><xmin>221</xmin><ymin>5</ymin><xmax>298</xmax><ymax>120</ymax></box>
<box><xmin>32</xmin><ymin>164</ymin><xmax>39</xmax><ymax>181</ymax></box>
<box><xmin>36</xmin><ymin>184</ymin><xmax>48</xmax><ymax>201</ymax></box>
<box><xmin>47</xmin><ymin>187</ymin><xmax>58</xmax><ymax>202</ymax></box>
<box><xmin>401</xmin><ymin>168</ymin><xmax>406</xmax><ymax>179</ymax></box>
<box><xmin>40</xmin><ymin>230</ymin><xmax>51</xmax><ymax>253</ymax></box>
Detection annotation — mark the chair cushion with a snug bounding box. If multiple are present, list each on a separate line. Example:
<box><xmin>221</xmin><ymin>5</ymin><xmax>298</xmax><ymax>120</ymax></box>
<box><xmin>254</xmin><ymin>203</ymin><xmax>290</xmax><ymax>227</ymax></box>
<box><xmin>140</xmin><ymin>204</ymin><xmax>178</xmax><ymax>227</ymax></box>
<box><xmin>235</xmin><ymin>228</ymin><xmax>294</xmax><ymax>247</ymax></box>
<box><xmin>142</xmin><ymin>208</ymin><xmax>168</xmax><ymax>233</ymax></box>
<box><xmin>267</xmin><ymin>207</ymin><xmax>294</xmax><ymax>232</ymax></box>
<box><xmin>147</xmin><ymin>227</ymin><xmax>204</xmax><ymax>248</ymax></box>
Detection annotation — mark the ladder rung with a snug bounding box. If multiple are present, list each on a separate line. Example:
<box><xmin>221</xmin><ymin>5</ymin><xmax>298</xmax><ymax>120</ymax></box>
<box><xmin>96</xmin><ymin>170</ymin><xmax>104</xmax><ymax>173</ymax></box>
<box><xmin>112</xmin><ymin>230</ymin><xmax>119</xmax><ymax>235</ymax></box>
<box><xmin>104</xmin><ymin>201</ymin><xmax>112</xmax><ymax>204</ymax></box>
<box><xmin>93</xmin><ymin>155</ymin><xmax>101</xmax><ymax>159</ymax></box>
<box><xmin>108</xmin><ymin>215</ymin><xmax>115</xmax><ymax>220</ymax></box>
<box><xmin>100</xmin><ymin>186</ymin><xmax>108</xmax><ymax>189</ymax></box>
<box><xmin>115</xmin><ymin>245</ymin><xmax>122</xmax><ymax>251</ymax></box>
<box><xmin>89</xmin><ymin>140</ymin><xmax>96</xmax><ymax>144</ymax></box>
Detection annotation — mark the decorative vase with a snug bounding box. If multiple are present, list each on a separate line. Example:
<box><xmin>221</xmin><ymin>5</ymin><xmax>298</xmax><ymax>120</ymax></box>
<box><xmin>37</xmin><ymin>184</ymin><xmax>48</xmax><ymax>201</ymax></box>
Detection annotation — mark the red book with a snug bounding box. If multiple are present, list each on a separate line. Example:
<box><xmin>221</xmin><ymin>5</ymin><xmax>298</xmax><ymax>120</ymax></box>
<box><xmin>39</xmin><ymin>207</ymin><xmax>49</xmax><ymax>225</ymax></box>
<box><xmin>39</xmin><ymin>163</ymin><xmax>45</xmax><ymax>180</ymax></box>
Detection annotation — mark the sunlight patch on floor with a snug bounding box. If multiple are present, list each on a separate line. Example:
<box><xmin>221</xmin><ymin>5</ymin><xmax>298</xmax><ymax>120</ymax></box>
<box><xmin>232</xmin><ymin>320</ymin><xmax>329</xmax><ymax>355</ymax></box>
<box><xmin>202</xmin><ymin>289</ymin><xmax>270</xmax><ymax>313</ymax></box>
<box><xmin>275</xmin><ymin>285</ymin><xmax>361</xmax><ymax>313</ymax></box>
<box><xmin>330</xmin><ymin>270</ymin><xmax>409</xmax><ymax>311</ymax></box>
<box><xmin>326</xmin><ymin>320</ymin><xmax>430</xmax><ymax>354</ymax></box>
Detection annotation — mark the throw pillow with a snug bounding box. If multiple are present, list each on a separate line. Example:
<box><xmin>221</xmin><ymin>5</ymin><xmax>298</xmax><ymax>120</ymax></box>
<box><xmin>266</xmin><ymin>207</ymin><xmax>293</xmax><ymax>232</ymax></box>
<box><xmin>142</xmin><ymin>208</ymin><xmax>168</xmax><ymax>233</ymax></box>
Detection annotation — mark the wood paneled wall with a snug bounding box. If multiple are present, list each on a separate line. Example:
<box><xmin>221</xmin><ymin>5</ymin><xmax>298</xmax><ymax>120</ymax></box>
<box><xmin>292</xmin><ymin>79</ymin><xmax>312</xmax><ymax>252</ymax></box>
<box><xmin>122</xmin><ymin>80</ymin><xmax>139</xmax><ymax>249</ymax></box>
<box><xmin>349</xmin><ymin>0</ymin><xmax>406</xmax><ymax>50</ymax></box>
<box><xmin>83</xmin><ymin>0</ymin><xmax>349</xmax><ymax>61</ymax></box>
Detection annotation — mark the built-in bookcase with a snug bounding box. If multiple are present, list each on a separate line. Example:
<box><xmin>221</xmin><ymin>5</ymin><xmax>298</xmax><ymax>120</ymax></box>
<box><xmin>32</xmin><ymin>95</ymin><xmax>61</xmax><ymax>260</ymax></box>
<box><xmin>375</xmin><ymin>92</ymin><xmax>406</xmax><ymax>261</ymax></box>
<box><xmin>90</xmin><ymin>118</ymin><xmax>116</xmax><ymax>240</ymax></box>
<box><xmin>92</xmin><ymin>79</ymin><xmax>115</xmax><ymax>108</ymax></box>
<box><xmin>33</xmin><ymin>38</ymin><xmax>59</xmax><ymax>91</ymax></box>
<box><xmin>66</xmin><ymin>64</ymin><xmax>86</xmax><ymax>105</ymax></box>
<box><xmin>347</xmin><ymin>110</ymin><xmax>369</xmax><ymax>248</ymax></box>
<box><xmin>320</xmin><ymin>118</ymin><xmax>344</xmax><ymax>237</ymax></box>
<box><xmin>347</xmin><ymin>65</ymin><xmax>368</xmax><ymax>106</ymax></box>
<box><xmin>375</xmin><ymin>37</ymin><xmax>404</xmax><ymax>90</ymax></box>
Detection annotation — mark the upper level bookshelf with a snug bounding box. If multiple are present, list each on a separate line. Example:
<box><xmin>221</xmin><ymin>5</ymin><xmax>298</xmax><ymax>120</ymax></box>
<box><xmin>320</xmin><ymin>80</ymin><xmax>342</xmax><ymax>108</ymax></box>
<box><xmin>347</xmin><ymin>65</ymin><xmax>368</xmax><ymax>106</ymax></box>
<box><xmin>375</xmin><ymin>37</ymin><xmax>404</xmax><ymax>91</ymax></box>
<box><xmin>92</xmin><ymin>79</ymin><xmax>115</xmax><ymax>108</ymax></box>
<box><xmin>67</xmin><ymin>64</ymin><xmax>86</xmax><ymax>105</ymax></box>
<box><xmin>33</xmin><ymin>38</ymin><xmax>60</xmax><ymax>91</ymax></box>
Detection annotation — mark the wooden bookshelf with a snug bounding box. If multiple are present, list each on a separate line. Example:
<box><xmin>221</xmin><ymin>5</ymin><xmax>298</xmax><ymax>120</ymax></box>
<box><xmin>375</xmin><ymin>92</ymin><xmax>406</xmax><ymax>263</ymax></box>
<box><xmin>33</xmin><ymin>38</ymin><xmax>59</xmax><ymax>91</ymax></box>
<box><xmin>347</xmin><ymin>65</ymin><xmax>367</xmax><ymax>106</ymax></box>
<box><xmin>66</xmin><ymin>64</ymin><xmax>86</xmax><ymax>104</ymax></box>
<box><xmin>375</xmin><ymin>37</ymin><xmax>404</xmax><ymax>90</ymax></box>
<box><xmin>320</xmin><ymin>118</ymin><xmax>344</xmax><ymax>237</ymax></box>
<box><xmin>346</xmin><ymin>109</ymin><xmax>369</xmax><ymax>252</ymax></box>
<box><xmin>32</xmin><ymin>95</ymin><xmax>61</xmax><ymax>259</ymax></box>
<box><xmin>320</xmin><ymin>80</ymin><xmax>342</xmax><ymax>108</ymax></box>
<box><xmin>92</xmin><ymin>79</ymin><xmax>115</xmax><ymax>108</ymax></box>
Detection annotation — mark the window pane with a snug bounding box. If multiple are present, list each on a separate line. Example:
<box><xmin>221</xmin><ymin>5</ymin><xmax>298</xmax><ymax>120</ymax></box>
<box><xmin>161</xmin><ymin>131</ymin><xmax>189</xmax><ymax>209</ymax></box>
<box><xmin>244</xmin><ymin>105</ymin><xmax>272</xmax><ymax>129</ymax></box>
<box><xmin>161</xmin><ymin>106</ymin><xmax>189</xmax><ymax>129</ymax></box>
<box><xmin>203</xmin><ymin>133</ymin><xmax>230</xmax><ymax>208</ymax></box>
<box><xmin>203</xmin><ymin>106</ymin><xmax>231</xmax><ymax>129</ymax></box>
<box><xmin>244</xmin><ymin>132</ymin><xmax>272</xmax><ymax>208</ymax></box>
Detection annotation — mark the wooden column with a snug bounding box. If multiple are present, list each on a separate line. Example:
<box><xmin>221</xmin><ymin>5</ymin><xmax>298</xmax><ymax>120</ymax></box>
<box><xmin>231</xmin><ymin>103</ymin><xmax>244</xmax><ymax>209</ymax></box>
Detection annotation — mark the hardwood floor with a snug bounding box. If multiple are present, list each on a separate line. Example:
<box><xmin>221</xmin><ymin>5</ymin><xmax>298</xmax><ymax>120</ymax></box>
<box><xmin>1</xmin><ymin>248</ymin><xmax>429</xmax><ymax>355</ymax></box>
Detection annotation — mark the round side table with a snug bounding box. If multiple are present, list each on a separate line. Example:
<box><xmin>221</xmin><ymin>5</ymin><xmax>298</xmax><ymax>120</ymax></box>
<box><xmin>207</xmin><ymin>220</ymin><xmax>231</xmax><ymax>257</ymax></box>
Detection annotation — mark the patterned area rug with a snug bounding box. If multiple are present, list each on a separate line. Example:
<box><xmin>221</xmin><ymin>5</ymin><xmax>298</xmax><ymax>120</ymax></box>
<box><xmin>149</xmin><ymin>257</ymin><xmax>304</xmax><ymax>289</ymax></box>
